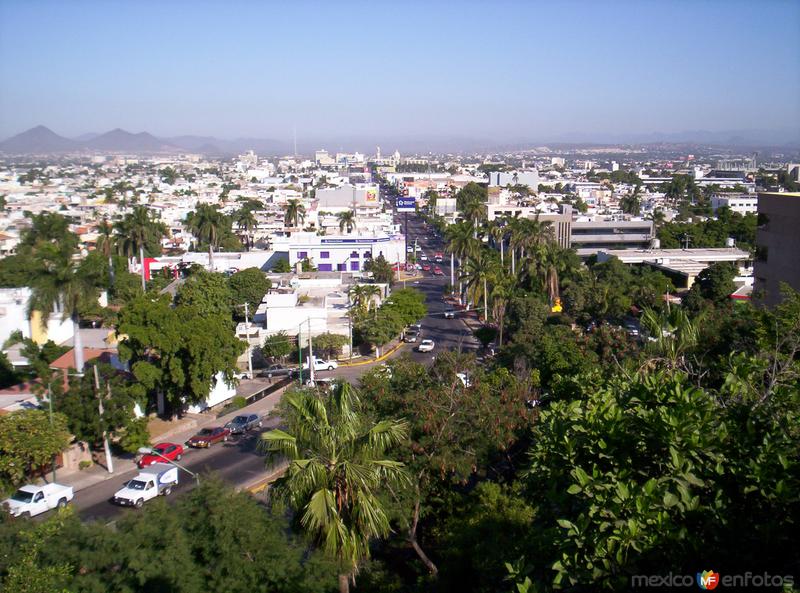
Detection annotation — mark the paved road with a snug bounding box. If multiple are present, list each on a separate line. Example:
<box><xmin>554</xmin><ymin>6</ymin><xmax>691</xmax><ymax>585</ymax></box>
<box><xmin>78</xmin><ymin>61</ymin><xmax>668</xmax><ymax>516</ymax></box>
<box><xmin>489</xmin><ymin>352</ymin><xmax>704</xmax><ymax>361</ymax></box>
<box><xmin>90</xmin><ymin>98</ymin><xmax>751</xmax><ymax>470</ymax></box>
<box><xmin>63</xmin><ymin>209</ymin><xmax>476</xmax><ymax>522</ymax></box>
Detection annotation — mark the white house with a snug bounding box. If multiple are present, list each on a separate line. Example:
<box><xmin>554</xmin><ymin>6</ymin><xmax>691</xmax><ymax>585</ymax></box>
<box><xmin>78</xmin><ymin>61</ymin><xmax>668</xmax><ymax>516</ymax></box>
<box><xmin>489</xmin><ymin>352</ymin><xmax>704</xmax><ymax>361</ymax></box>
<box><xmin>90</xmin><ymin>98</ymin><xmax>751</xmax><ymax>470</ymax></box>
<box><xmin>287</xmin><ymin>232</ymin><xmax>406</xmax><ymax>272</ymax></box>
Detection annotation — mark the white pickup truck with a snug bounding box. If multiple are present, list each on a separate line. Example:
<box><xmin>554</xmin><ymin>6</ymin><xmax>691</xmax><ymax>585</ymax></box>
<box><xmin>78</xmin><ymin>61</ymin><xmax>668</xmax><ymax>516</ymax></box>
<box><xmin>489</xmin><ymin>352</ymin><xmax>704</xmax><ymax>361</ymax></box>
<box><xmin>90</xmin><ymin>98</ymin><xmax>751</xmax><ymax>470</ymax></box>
<box><xmin>3</xmin><ymin>483</ymin><xmax>74</xmax><ymax>518</ymax></box>
<box><xmin>113</xmin><ymin>464</ymin><xmax>178</xmax><ymax>508</ymax></box>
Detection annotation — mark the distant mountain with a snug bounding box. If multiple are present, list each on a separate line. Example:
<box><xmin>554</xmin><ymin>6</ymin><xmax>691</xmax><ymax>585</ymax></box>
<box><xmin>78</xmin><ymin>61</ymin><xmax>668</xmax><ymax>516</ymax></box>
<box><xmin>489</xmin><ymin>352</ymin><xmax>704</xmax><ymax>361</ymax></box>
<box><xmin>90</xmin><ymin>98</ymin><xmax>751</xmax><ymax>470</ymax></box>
<box><xmin>84</xmin><ymin>128</ymin><xmax>179</xmax><ymax>152</ymax></box>
<box><xmin>73</xmin><ymin>132</ymin><xmax>100</xmax><ymax>141</ymax></box>
<box><xmin>0</xmin><ymin>125</ymin><xmax>79</xmax><ymax>153</ymax></box>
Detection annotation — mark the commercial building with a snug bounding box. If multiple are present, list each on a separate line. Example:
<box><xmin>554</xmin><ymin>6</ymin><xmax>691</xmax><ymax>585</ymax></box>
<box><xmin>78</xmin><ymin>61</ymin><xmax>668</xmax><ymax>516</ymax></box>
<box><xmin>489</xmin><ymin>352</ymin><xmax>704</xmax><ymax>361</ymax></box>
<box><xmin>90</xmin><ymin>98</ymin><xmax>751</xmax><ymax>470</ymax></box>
<box><xmin>753</xmin><ymin>192</ymin><xmax>800</xmax><ymax>307</ymax></box>
<box><xmin>288</xmin><ymin>232</ymin><xmax>406</xmax><ymax>272</ymax></box>
<box><xmin>711</xmin><ymin>195</ymin><xmax>758</xmax><ymax>215</ymax></box>
<box><xmin>487</xmin><ymin>170</ymin><xmax>540</xmax><ymax>188</ymax></box>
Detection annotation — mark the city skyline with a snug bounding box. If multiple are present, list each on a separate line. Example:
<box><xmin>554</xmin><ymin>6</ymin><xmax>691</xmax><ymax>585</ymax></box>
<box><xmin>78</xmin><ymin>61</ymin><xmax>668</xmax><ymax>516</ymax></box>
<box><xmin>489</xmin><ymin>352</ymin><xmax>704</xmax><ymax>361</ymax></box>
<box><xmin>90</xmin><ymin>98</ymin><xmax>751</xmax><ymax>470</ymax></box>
<box><xmin>1</xmin><ymin>0</ymin><xmax>799</xmax><ymax>144</ymax></box>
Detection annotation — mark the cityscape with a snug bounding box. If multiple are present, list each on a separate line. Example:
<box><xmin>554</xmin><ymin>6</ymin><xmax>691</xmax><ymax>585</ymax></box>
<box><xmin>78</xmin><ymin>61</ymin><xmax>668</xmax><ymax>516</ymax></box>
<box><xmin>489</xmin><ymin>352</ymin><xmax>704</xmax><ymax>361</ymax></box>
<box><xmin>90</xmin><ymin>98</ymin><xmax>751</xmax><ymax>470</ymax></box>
<box><xmin>0</xmin><ymin>2</ymin><xmax>799</xmax><ymax>593</ymax></box>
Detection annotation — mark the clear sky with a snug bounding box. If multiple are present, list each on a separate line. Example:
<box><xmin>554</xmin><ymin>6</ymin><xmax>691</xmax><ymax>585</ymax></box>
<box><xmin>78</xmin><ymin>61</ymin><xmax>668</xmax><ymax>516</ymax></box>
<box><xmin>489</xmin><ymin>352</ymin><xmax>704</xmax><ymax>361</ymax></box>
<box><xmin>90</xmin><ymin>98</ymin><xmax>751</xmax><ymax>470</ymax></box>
<box><xmin>1</xmin><ymin>0</ymin><xmax>799</xmax><ymax>143</ymax></box>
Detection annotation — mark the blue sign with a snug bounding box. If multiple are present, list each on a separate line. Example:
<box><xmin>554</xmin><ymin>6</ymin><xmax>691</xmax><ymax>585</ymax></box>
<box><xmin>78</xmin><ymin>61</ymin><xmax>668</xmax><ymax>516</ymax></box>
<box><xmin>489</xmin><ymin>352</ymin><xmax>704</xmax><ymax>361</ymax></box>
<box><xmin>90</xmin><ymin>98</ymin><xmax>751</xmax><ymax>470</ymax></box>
<box><xmin>396</xmin><ymin>197</ymin><xmax>416</xmax><ymax>212</ymax></box>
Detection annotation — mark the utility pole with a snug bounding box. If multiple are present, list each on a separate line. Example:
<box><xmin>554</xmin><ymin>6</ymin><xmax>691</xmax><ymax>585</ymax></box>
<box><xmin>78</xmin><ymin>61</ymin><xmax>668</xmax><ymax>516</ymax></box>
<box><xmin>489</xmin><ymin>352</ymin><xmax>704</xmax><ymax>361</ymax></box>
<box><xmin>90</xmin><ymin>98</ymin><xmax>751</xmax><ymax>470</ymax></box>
<box><xmin>243</xmin><ymin>302</ymin><xmax>253</xmax><ymax>379</ymax></box>
<box><xmin>348</xmin><ymin>291</ymin><xmax>353</xmax><ymax>363</ymax></box>
<box><xmin>93</xmin><ymin>365</ymin><xmax>114</xmax><ymax>474</ymax></box>
<box><xmin>308</xmin><ymin>322</ymin><xmax>315</xmax><ymax>385</ymax></box>
<box><xmin>297</xmin><ymin>324</ymin><xmax>303</xmax><ymax>384</ymax></box>
<box><xmin>47</xmin><ymin>382</ymin><xmax>56</xmax><ymax>482</ymax></box>
<box><xmin>139</xmin><ymin>246</ymin><xmax>146</xmax><ymax>292</ymax></box>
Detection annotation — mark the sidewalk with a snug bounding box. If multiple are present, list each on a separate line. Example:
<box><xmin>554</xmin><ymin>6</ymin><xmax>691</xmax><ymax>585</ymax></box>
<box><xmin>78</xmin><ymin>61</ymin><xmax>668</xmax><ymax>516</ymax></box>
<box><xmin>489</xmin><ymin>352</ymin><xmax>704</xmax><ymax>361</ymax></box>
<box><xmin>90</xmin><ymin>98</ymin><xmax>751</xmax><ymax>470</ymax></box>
<box><xmin>51</xmin><ymin>380</ymin><xmax>293</xmax><ymax>493</ymax></box>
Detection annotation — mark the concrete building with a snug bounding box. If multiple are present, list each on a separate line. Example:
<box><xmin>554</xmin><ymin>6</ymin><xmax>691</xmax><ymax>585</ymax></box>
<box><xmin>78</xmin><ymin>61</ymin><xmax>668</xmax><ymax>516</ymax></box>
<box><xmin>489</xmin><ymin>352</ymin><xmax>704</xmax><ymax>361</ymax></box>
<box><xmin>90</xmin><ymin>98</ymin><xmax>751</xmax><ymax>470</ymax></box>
<box><xmin>0</xmin><ymin>288</ymin><xmax>74</xmax><ymax>351</ymax></box>
<box><xmin>315</xmin><ymin>184</ymin><xmax>380</xmax><ymax>209</ymax></box>
<box><xmin>487</xmin><ymin>170</ymin><xmax>540</xmax><ymax>188</ymax></box>
<box><xmin>598</xmin><ymin>247</ymin><xmax>751</xmax><ymax>289</ymax></box>
<box><xmin>753</xmin><ymin>192</ymin><xmax>800</xmax><ymax>307</ymax></box>
<box><xmin>288</xmin><ymin>232</ymin><xmax>406</xmax><ymax>272</ymax></box>
<box><xmin>711</xmin><ymin>195</ymin><xmax>758</xmax><ymax>215</ymax></box>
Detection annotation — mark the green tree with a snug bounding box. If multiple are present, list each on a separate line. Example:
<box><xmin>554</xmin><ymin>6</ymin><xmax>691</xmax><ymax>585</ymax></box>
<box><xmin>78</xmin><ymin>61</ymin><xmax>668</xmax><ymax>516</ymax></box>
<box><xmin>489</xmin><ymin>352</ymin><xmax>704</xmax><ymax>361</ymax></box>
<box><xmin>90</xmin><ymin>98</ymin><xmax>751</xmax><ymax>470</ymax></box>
<box><xmin>261</xmin><ymin>383</ymin><xmax>409</xmax><ymax>593</ymax></box>
<box><xmin>364</xmin><ymin>254</ymin><xmax>394</xmax><ymax>285</ymax></box>
<box><xmin>261</xmin><ymin>331</ymin><xmax>293</xmax><ymax>364</ymax></box>
<box><xmin>313</xmin><ymin>332</ymin><xmax>347</xmax><ymax>360</ymax></box>
<box><xmin>228</xmin><ymin>267</ymin><xmax>271</xmax><ymax>319</ymax></box>
<box><xmin>0</xmin><ymin>409</ymin><xmax>71</xmax><ymax>488</ymax></box>
<box><xmin>272</xmin><ymin>258</ymin><xmax>292</xmax><ymax>273</ymax></box>
<box><xmin>186</xmin><ymin>204</ymin><xmax>225</xmax><ymax>271</ymax></box>
<box><xmin>284</xmin><ymin>198</ymin><xmax>306</xmax><ymax>228</ymax></box>
<box><xmin>117</xmin><ymin>295</ymin><xmax>245</xmax><ymax>415</ymax></box>
<box><xmin>232</xmin><ymin>207</ymin><xmax>258</xmax><ymax>251</ymax></box>
<box><xmin>114</xmin><ymin>205</ymin><xmax>167</xmax><ymax>259</ymax></box>
<box><xmin>175</xmin><ymin>270</ymin><xmax>232</xmax><ymax>317</ymax></box>
<box><xmin>336</xmin><ymin>210</ymin><xmax>356</xmax><ymax>234</ymax></box>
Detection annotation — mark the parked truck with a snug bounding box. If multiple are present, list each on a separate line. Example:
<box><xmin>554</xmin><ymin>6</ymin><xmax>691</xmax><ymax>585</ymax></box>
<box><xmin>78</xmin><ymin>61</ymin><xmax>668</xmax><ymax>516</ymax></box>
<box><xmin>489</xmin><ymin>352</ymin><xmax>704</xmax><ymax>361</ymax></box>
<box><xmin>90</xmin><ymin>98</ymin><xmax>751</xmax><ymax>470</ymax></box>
<box><xmin>3</xmin><ymin>483</ymin><xmax>74</xmax><ymax>518</ymax></box>
<box><xmin>113</xmin><ymin>463</ymin><xmax>178</xmax><ymax>508</ymax></box>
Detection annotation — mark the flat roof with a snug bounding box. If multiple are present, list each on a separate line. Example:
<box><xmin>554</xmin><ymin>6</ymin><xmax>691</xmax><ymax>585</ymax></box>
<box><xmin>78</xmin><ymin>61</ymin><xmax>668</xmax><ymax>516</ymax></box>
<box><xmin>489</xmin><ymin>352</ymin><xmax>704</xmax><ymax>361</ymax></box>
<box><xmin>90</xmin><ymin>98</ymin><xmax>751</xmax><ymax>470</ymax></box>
<box><xmin>598</xmin><ymin>247</ymin><xmax>750</xmax><ymax>264</ymax></box>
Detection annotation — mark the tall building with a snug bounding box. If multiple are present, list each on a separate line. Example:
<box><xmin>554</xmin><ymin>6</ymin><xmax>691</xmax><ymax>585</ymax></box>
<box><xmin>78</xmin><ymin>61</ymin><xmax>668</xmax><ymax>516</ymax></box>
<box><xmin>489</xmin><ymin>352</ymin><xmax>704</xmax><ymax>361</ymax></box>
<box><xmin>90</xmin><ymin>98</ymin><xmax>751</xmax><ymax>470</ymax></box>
<box><xmin>753</xmin><ymin>192</ymin><xmax>800</xmax><ymax>307</ymax></box>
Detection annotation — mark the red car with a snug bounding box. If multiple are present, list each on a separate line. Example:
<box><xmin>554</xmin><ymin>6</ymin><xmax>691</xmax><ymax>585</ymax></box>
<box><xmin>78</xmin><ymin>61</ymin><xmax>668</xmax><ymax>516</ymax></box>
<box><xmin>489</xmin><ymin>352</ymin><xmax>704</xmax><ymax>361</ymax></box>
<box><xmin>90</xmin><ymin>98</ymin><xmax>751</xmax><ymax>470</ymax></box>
<box><xmin>188</xmin><ymin>426</ymin><xmax>230</xmax><ymax>448</ymax></box>
<box><xmin>138</xmin><ymin>442</ymin><xmax>184</xmax><ymax>468</ymax></box>
<box><xmin>422</xmin><ymin>264</ymin><xmax>431</xmax><ymax>272</ymax></box>
<box><xmin>433</xmin><ymin>266</ymin><xmax>444</xmax><ymax>276</ymax></box>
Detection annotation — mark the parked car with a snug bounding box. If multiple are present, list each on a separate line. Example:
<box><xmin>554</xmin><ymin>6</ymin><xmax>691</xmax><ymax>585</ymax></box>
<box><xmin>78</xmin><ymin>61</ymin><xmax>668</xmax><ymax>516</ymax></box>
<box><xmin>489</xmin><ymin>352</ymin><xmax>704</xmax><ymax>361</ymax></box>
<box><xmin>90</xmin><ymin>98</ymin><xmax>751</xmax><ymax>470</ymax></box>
<box><xmin>404</xmin><ymin>330</ymin><xmax>420</xmax><ymax>343</ymax></box>
<box><xmin>443</xmin><ymin>310</ymin><xmax>456</xmax><ymax>319</ymax></box>
<box><xmin>225</xmin><ymin>413</ymin><xmax>262</xmax><ymax>435</ymax></box>
<box><xmin>433</xmin><ymin>266</ymin><xmax>444</xmax><ymax>276</ymax></box>
<box><xmin>304</xmin><ymin>356</ymin><xmax>338</xmax><ymax>371</ymax></box>
<box><xmin>419</xmin><ymin>253</ymin><xmax>428</xmax><ymax>261</ymax></box>
<box><xmin>113</xmin><ymin>464</ymin><xmax>178</xmax><ymax>508</ymax></box>
<box><xmin>138</xmin><ymin>442</ymin><xmax>184</xmax><ymax>469</ymax></box>
<box><xmin>416</xmin><ymin>339</ymin><xmax>435</xmax><ymax>353</ymax></box>
<box><xmin>260</xmin><ymin>364</ymin><xmax>292</xmax><ymax>378</ymax></box>
<box><xmin>422</xmin><ymin>264</ymin><xmax>431</xmax><ymax>272</ymax></box>
<box><xmin>3</xmin><ymin>483</ymin><xmax>73</xmax><ymax>518</ymax></box>
<box><xmin>188</xmin><ymin>426</ymin><xmax>230</xmax><ymax>448</ymax></box>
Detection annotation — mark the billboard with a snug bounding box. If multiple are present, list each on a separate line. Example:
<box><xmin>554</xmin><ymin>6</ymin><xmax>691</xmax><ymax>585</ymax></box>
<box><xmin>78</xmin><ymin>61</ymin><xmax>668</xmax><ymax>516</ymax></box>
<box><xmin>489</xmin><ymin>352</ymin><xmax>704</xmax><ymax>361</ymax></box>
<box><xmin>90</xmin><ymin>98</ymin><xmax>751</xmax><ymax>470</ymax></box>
<box><xmin>396</xmin><ymin>196</ymin><xmax>416</xmax><ymax>212</ymax></box>
<box><xmin>365</xmin><ymin>188</ymin><xmax>378</xmax><ymax>203</ymax></box>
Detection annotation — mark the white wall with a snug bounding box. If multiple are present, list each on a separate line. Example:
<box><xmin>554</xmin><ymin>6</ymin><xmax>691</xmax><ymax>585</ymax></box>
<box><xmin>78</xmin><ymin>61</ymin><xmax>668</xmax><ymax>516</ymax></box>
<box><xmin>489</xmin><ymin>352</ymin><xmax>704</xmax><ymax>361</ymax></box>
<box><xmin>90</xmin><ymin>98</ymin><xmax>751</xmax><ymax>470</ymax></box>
<box><xmin>186</xmin><ymin>372</ymin><xmax>238</xmax><ymax>413</ymax></box>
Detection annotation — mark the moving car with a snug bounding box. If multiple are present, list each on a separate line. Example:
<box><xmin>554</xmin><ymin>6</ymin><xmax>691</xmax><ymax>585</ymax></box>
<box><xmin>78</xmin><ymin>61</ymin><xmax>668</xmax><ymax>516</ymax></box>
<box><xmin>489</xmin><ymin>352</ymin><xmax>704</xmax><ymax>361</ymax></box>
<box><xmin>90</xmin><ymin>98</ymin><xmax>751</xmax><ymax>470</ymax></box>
<box><xmin>138</xmin><ymin>442</ymin><xmax>184</xmax><ymax>469</ymax></box>
<box><xmin>419</xmin><ymin>253</ymin><xmax>428</xmax><ymax>261</ymax></box>
<box><xmin>443</xmin><ymin>310</ymin><xmax>456</xmax><ymax>319</ymax></box>
<box><xmin>260</xmin><ymin>364</ymin><xmax>292</xmax><ymax>378</ymax></box>
<box><xmin>225</xmin><ymin>413</ymin><xmax>262</xmax><ymax>435</ymax></box>
<box><xmin>404</xmin><ymin>329</ymin><xmax>420</xmax><ymax>343</ymax></box>
<box><xmin>433</xmin><ymin>266</ymin><xmax>444</xmax><ymax>276</ymax></box>
<box><xmin>113</xmin><ymin>464</ymin><xmax>178</xmax><ymax>508</ymax></box>
<box><xmin>188</xmin><ymin>426</ymin><xmax>230</xmax><ymax>448</ymax></box>
<box><xmin>416</xmin><ymin>339</ymin><xmax>435</xmax><ymax>352</ymax></box>
<box><xmin>304</xmin><ymin>356</ymin><xmax>338</xmax><ymax>371</ymax></box>
<box><xmin>434</xmin><ymin>252</ymin><xmax>444</xmax><ymax>262</ymax></box>
<box><xmin>3</xmin><ymin>483</ymin><xmax>73</xmax><ymax>518</ymax></box>
<box><xmin>422</xmin><ymin>264</ymin><xmax>431</xmax><ymax>272</ymax></box>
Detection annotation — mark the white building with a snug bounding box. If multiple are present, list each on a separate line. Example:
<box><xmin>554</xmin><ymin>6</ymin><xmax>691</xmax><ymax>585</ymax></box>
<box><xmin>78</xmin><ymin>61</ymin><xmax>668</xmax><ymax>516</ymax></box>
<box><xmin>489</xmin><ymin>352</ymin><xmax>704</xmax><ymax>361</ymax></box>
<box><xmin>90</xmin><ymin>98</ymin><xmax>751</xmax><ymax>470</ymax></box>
<box><xmin>288</xmin><ymin>232</ymin><xmax>405</xmax><ymax>272</ymax></box>
<box><xmin>487</xmin><ymin>170</ymin><xmax>540</xmax><ymax>189</ymax></box>
<box><xmin>0</xmin><ymin>288</ymin><xmax>74</xmax><ymax>351</ymax></box>
<box><xmin>711</xmin><ymin>195</ymin><xmax>758</xmax><ymax>216</ymax></box>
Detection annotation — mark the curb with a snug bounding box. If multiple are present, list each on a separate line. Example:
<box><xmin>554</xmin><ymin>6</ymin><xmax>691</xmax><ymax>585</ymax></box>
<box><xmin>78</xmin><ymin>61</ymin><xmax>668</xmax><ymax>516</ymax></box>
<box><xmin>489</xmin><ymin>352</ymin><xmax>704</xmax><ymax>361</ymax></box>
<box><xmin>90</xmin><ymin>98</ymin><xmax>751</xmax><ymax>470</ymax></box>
<box><xmin>244</xmin><ymin>461</ymin><xmax>289</xmax><ymax>493</ymax></box>
<box><xmin>337</xmin><ymin>341</ymin><xmax>405</xmax><ymax>367</ymax></box>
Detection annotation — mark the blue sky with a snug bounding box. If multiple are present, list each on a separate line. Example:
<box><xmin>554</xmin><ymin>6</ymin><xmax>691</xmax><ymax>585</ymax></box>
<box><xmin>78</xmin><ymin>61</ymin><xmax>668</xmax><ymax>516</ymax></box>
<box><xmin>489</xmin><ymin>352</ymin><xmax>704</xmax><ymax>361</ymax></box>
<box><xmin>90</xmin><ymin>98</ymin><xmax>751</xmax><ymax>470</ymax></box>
<box><xmin>1</xmin><ymin>0</ymin><xmax>798</xmax><ymax>142</ymax></box>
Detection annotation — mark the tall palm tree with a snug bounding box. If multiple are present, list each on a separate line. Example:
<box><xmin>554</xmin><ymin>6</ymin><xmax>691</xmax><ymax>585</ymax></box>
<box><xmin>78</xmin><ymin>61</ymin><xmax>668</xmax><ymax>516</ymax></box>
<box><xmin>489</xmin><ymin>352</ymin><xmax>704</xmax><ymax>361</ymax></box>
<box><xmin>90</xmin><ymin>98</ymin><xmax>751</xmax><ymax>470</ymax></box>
<box><xmin>488</xmin><ymin>218</ymin><xmax>509</xmax><ymax>265</ymax></box>
<box><xmin>114</xmin><ymin>206</ymin><xmax>167</xmax><ymax>289</ymax></box>
<box><xmin>362</xmin><ymin>284</ymin><xmax>382</xmax><ymax>318</ymax></box>
<box><xmin>28</xmin><ymin>243</ymin><xmax>98</xmax><ymax>373</ymax></box>
<box><xmin>348</xmin><ymin>284</ymin><xmax>367</xmax><ymax>312</ymax></box>
<box><xmin>445</xmin><ymin>222</ymin><xmax>479</xmax><ymax>300</ymax></box>
<box><xmin>462</xmin><ymin>249</ymin><xmax>493</xmax><ymax>320</ymax></box>
<box><xmin>186</xmin><ymin>204</ymin><xmax>225</xmax><ymax>271</ymax></box>
<box><xmin>284</xmin><ymin>199</ymin><xmax>306</xmax><ymax>229</ymax></box>
<box><xmin>261</xmin><ymin>383</ymin><xmax>408</xmax><ymax>593</ymax></box>
<box><xmin>336</xmin><ymin>210</ymin><xmax>356</xmax><ymax>234</ymax></box>
<box><xmin>95</xmin><ymin>217</ymin><xmax>116</xmax><ymax>287</ymax></box>
<box><xmin>461</xmin><ymin>198</ymin><xmax>485</xmax><ymax>239</ymax></box>
<box><xmin>233</xmin><ymin>208</ymin><xmax>257</xmax><ymax>251</ymax></box>
<box><xmin>491</xmin><ymin>278</ymin><xmax>511</xmax><ymax>346</ymax></box>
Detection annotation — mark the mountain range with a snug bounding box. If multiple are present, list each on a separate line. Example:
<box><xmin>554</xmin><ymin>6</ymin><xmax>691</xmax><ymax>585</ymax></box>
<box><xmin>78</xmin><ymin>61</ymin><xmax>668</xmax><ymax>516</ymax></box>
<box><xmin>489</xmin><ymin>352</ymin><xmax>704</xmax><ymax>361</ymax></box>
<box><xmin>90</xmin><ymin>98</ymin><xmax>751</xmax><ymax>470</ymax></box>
<box><xmin>1</xmin><ymin>125</ymin><xmax>798</xmax><ymax>156</ymax></box>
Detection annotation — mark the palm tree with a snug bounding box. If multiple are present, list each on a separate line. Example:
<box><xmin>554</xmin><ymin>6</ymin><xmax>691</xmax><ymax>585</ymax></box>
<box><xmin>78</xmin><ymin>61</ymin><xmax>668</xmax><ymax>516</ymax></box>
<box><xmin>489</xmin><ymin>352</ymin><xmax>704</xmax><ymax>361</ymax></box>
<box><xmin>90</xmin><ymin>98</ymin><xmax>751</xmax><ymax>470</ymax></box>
<box><xmin>284</xmin><ymin>199</ymin><xmax>306</xmax><ymax>229</ymax></box>
<box><xmin>491</xmin><ymin>278</ymin><xmax>511</xmax><ymax>346</ymax></box>
<box><xmin>461</xmin><ymin>198</ymin><xmax>485</xmax><ymax>239</ymax></box>
<box><xmin>462</xmin><ymin>249</ymin><xmax>493</xmax><ymax>321</ymax></box>
<box><xmin>114</xmin><ymin>206</ymin><xmax>167</xmax><ymax>289</ymax></box>
<box><xmin>260</xmin><ymin>383</ymin><xmax>408</xmax><ymax>593</ymax></box>
<box><xmin>233</xmin><ymin>208</ymin><xmax>257</xmax><ymax>251</ymax></box>
<box><xmin>336</xmin><ymin>210</ymin><xmax>356</xmax><ymax>234</ymax></box>
<box><xmin>488</xmin><ymin>218</ymin><xmax>509</xmax><ymax>265</ymax></box>
<box><xmin>445</xmin><ymin>222</ymin><xmax>479</xmax><ymax>300</ymax></box>
<box><xmin>28</xmin><ymin>243</ymin><xmax>98</xmax><ymax>373</ymax></box>
<box><xmin>640</xmin><ymin>307</ymin><xmax>699</xmax><ymax>372</ymax></box>
<box><xmin>186</xmin><ymin>204</ymin><xmax>225</xmax><ymax>271</ymax></box>
<box><xmin>95</xmin><ymin>217</ymin><xmax>115</xmax><ymax>287</ymax></box>
<box><xmin>348</xmin><ymin>284</ymin><xmax>367</xmax><ymax>312</ymax></box>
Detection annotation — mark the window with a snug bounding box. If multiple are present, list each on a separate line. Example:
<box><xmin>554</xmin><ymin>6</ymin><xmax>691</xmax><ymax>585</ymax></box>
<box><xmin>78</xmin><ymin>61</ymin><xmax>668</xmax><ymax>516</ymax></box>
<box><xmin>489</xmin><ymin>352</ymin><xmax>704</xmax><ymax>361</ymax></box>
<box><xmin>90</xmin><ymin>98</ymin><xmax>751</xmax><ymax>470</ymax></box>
<box><xmin>318</xmin><ymin>264</ymin><xmax>333</xmax><ymax>271</ymax></box>
<box><xmin>298</xmin><ymin>251</ymin><xmax>307</xmax><ymax>259</ymax></box>
<box><xmin>350</xmin><ymin>251</ymin><xmax>359</xmax><ymax>258</ymax></box>
<box><xmin>350</xmin><ymin>261</ymin><xmax>360</xmax><ymax>271</ymax></box>
<box><xmin>337</xmin><ymin>263</ymin><xmax>347</xmax><ymax>271</ymax></box>
<box><xmin>320</xmin><ymin>251</ymin><xmax>329</xmax><ymax>259</ymax></box>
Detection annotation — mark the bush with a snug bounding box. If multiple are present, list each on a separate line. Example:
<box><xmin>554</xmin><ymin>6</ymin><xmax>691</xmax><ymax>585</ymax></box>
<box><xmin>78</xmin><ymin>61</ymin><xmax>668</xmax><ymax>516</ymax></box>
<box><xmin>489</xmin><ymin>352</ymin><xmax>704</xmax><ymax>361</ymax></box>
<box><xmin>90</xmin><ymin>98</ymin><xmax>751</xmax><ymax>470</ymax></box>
<box><xmin>78</xmin><ymin>460</ymin><xmax>92</xmax><ymax>470</ymax></box>
<box><xmin>118</xmin><ymin>418</ymin><xmax>151</xmax><ymax>454</ymax></box>
<box><xmin>217</xmin><ymin>395</ymin><xmax>248</xmax><ymax>418</ymax></box>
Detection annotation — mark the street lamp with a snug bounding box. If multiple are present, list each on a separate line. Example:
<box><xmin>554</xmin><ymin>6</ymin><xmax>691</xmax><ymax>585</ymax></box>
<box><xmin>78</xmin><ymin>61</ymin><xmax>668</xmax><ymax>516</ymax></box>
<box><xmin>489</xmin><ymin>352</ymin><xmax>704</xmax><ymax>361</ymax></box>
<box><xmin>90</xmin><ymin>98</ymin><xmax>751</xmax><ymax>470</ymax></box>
<box><xmin>137</xmin><ymin>447</ymin><xmax>200</xmax><ymax>486</ymax></box>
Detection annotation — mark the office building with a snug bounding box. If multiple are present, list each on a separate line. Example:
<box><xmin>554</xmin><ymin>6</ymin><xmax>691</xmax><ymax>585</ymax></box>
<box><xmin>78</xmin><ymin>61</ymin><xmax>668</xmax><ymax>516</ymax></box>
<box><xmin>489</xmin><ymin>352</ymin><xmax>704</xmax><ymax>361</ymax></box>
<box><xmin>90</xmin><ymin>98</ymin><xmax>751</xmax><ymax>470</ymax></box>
<box><xmin>753</xmin><ymin>192</ymin><xmax>800</xmax><ymax>307</ymax></box>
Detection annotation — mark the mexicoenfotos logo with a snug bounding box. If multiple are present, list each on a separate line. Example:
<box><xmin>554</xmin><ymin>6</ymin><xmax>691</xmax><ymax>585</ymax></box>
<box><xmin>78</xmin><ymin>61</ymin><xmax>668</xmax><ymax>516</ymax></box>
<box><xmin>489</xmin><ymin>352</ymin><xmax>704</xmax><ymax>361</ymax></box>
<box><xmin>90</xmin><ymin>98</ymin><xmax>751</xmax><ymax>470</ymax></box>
<box><xmin>697</xmin><ymin>570</ymin><xmax>720</xmax><ymax>590</ymax></box>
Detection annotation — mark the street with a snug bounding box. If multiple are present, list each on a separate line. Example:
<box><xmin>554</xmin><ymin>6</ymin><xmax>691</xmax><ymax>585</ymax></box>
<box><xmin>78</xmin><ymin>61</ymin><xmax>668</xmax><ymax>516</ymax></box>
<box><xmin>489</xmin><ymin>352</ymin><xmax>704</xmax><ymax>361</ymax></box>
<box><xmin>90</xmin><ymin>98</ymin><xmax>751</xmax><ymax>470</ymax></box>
<box><xmin>64</xmin><ymin>211</ymin><xmax>478</xmax><ymax>523</ymax></box>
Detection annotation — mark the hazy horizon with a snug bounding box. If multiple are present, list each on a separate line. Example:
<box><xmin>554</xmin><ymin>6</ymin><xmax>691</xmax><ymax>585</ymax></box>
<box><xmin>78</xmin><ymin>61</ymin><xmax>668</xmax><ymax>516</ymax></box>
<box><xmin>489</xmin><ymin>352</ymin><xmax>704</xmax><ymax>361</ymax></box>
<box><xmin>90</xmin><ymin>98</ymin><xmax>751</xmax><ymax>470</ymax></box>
<box><xmin>1</xmin><ymin>0</ymin><xmax>799</xmax><ymax>144</ymax></box>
